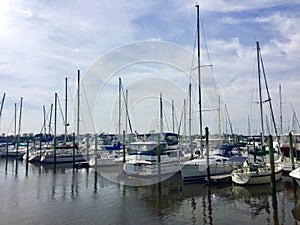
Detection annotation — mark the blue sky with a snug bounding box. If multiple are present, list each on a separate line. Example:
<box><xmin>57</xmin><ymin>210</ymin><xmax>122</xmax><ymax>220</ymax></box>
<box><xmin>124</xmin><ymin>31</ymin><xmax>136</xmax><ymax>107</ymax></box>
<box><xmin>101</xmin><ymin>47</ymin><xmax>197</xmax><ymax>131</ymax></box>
<box><xmin>0</xmin><ymin>0</ymin><xmax>299</xmax><ymax>136</ymax></box>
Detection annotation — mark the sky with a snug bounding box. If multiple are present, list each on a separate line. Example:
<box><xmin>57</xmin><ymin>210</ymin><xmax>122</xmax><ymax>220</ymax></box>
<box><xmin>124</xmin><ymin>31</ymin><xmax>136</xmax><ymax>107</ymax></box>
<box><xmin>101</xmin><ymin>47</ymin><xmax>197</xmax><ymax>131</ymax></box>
<box><xmin>0</xmin><ymin>0</ymin><xmax>299</xmax><ymax>136</ymax></box>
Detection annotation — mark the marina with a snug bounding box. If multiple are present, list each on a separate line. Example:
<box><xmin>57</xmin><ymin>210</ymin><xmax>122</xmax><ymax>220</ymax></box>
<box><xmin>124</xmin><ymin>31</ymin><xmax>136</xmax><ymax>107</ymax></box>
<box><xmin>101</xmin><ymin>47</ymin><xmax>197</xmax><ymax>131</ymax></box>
<box><xmin>0</xmin><ymin>1</ymin><xmax>300</xmax><ymax>225</ymax></box>
<box><xmin>0</xmin><ymin>157</ymin><xmax>299</xmax><ymax>225</ymax></box>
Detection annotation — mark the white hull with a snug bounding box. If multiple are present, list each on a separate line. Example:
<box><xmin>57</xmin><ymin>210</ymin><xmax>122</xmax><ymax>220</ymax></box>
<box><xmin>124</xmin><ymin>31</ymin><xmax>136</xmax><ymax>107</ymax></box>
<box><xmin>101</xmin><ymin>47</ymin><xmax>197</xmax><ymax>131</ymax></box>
<box><xmin>89</xmin><ymin>152</ymin><xmax>136</xmax><ymax>167</ymax></box>
<box><xmin>123</xmin><ymin>159</ymin><xmax>182</xmax><ymax>176</ymax></box>
<box><xmin>232</xmin><ymin>163</ymin><xmax>283</xmax><ymax>185</ymax></box>
<box><xmin>289</xmin><ymin>167</ymin><xmax>300</xmax><ymax>186</ymax></box>
<box><xmin>41</xmin><ymin>152</ymin><xmax>86</xmax><ymax>164</ymax></box>
<box><xmin>89</xmin><ymin>156</ymin><xmax>120</xmax><ymax>167</ymax></box>
<box><xmin>123</xmin><ymin>138</ymin><xmax>186</xmax><ymax>177</ymax></box>
<box><xmin>279</xmin><ymin>158</ymin><xmax>300</xmax><ymax>174</ymax></box>
<box><xmin>0</xmin><ymin>149</ymin><xmax>26</xmax><ymax>158</ymax></box>
<box><xmin>181</xmin><ymin>156</ymin><xmax>234</xmax><ymax>182</ymax></box>
<box><xmin>29</xmin><ymin>154</ymin><xmax>41</xmax><ymax>162</ymax></box>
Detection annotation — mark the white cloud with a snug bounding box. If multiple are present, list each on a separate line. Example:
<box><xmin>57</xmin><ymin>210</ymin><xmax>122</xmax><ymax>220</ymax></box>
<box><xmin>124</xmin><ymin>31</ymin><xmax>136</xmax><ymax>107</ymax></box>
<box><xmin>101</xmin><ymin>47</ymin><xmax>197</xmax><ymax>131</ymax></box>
<box><xmin>0</xmin><ymin>0</ymin><xmax>299</xmax><ymax>135</ymax></box>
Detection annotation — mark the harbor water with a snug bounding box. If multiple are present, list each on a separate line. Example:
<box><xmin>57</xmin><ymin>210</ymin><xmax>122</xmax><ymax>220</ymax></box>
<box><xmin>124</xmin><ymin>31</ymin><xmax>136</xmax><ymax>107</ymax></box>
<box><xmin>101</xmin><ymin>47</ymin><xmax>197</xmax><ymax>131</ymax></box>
<box><xmin>0</xmin><ymin>158</ymin><xmax>299</xmax><ymax>225</ymax></box>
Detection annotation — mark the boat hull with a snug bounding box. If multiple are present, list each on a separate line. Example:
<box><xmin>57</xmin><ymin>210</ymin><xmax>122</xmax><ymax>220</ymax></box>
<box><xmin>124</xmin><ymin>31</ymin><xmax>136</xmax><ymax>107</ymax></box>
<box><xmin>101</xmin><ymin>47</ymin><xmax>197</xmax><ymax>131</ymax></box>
<box><xmin>0</xmin><ymin>150</ymin><xmax>26</xmax><ymax>159</ymax></box>
<box><xmin>289</xmin><ymin>167</ymin><xmax>300</xmax><ymax>186</ymax></box>
<box><xmin>232</xmin><ymin>165</ymin><xmax>283</xmax><ymax>185</ymax></box>
<box><xmin>181</xmin><ymin>156</ymin><xmax>239</xmax><ymax>182</ymax></box>
<box><xmin>181</xmin><ymin>161</ymin><xmax>233</xmax><ymax>182</ymax></box>
<box><xmin>123</xmin><ymin>160</ymin><xmax>182</xmax><ymax>177</ymax></box>
<box><xmin>41</xmin><ymin>154</ymin><xmax>86</xmax><ymax>164</ymax></box>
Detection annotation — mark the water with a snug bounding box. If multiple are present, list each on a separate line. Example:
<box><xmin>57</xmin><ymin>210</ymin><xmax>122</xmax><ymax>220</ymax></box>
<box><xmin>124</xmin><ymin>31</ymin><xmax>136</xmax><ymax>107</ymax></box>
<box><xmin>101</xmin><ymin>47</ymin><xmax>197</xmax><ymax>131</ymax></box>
<box><xmin>0</xmin><ymin>158</ymin><xmax>299</xmax><ymax>225</ymax></box>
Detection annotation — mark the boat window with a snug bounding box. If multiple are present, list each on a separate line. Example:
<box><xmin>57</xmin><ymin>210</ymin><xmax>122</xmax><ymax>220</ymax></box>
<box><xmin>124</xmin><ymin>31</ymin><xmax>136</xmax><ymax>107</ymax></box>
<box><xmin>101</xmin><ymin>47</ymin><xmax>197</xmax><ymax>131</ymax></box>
<box><xmin>165</xmin><ymin>134</ymin><xmax>178</xmax><ymax>146</ymax></box>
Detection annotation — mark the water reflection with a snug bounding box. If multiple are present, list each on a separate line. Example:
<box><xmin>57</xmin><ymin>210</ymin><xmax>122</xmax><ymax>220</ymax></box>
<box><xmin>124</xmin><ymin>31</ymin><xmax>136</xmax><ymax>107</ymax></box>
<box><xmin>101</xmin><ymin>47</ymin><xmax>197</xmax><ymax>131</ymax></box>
<box><xmin>293</xmin><ymin>199</ymin><xmax>300</xmax><ymax>221</ymax></box>
<box><xmin>291</xmin><ymin>179</ymin><xmax>300</xmax><ymax>222</ymax></box>
<box><xmin>0</xmin><ymin>158</ymin><xmax>299</xmax><ymax>225</ymax></box>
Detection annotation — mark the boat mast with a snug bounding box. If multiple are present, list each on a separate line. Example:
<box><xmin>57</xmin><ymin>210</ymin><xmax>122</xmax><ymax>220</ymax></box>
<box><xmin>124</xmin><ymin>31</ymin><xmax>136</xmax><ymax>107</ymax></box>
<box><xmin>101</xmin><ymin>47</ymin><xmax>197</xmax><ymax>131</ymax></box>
<box><xmin>14</xmin><ymin>103</ymin><xmax>17</xmax><ymax>144</ymax></box>
<box><xmin>279</xmin><ymin>85</ymin><xmax>283</xmax><ymax>135</ymax></box>
<box><xmin>17</xmin><ymin>97</ymin><xmax>23</xmax><ymax>150</ymax></box>
<box><xmin>48</xmin><ymin>103</ymin><xmax>53</xmax><ymax>135</ymax></box>
<box><xmin>218</xmin><ymin>95</ymin><xmax>221</xmax><ymax>137</ymax></box>
<box><xmin>183</xmin><ymin>99</ymin><xmax>187</xmax><ymax>148</ymax></box>
<box><xmin>196</xmin><ymin>4</ymin><xmax>203</xmax><ymax>153</ymax></box>
<box><xmin>189</xmin><ymin>83</ymin><xmax>193</xmax><ymax>159</ymax></box>
<box><xmin>54</xmin><ymin>93</ymin><xmax>57</xmax><ymax>164</ymax></box>
<box><xmin>77</xmin><ymin>70</ymin><xmax>80</xmax><ymax>143</ymax></box>
<box><xmin>125</xmin><ymin>89</ymin><xmax>128</xmax><ymax>138</ymax></box>
<box><xmin>256</xmin><ymin>41</ymin><xmax>265</xmax><ymax>145</ymax></box>
<box><xmin>0</xmin><ymin>93</ymin><xmax>5</xmax><ymax>132</ymax></box>
<box><xmin>43</xmin><ymin>105</ymin><xmax>46</xmax><ymax>136</ymax></box>
<box><xmin>160</xmin><ymin>93</ymin><xmax>163</xmax><ymax>133</ymax></box>
<box><xmin>64</xmin><ymin>77</ymin><xmax>68</xmax><ymax>144</ymax></box>
<box><xmin>172</xmin><ymin>100</ymin><xmax>175</xmax><ymax>133</ymax></box>
<box><xmin>118</xmin><ymin>77</ymin><xmax>121</xmax><ymax>140</ymax></box>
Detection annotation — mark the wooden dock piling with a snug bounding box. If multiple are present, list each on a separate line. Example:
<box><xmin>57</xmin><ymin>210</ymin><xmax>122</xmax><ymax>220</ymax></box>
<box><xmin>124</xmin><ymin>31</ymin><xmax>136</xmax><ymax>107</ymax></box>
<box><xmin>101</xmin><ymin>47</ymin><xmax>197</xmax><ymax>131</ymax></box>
<box><xmin>268</xmin><ymin>135</ymin><xmax>276</xmax><ymax>190</ymax></box>
<box><xmin>289</xmin><ymin>132</ymin><xmax>295</xmax><ymax>170</ymax></box>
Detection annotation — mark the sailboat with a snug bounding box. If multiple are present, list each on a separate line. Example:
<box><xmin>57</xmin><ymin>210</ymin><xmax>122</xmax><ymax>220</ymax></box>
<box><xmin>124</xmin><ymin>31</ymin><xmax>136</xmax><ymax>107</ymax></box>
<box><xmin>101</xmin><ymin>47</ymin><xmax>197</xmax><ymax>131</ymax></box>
<box><xmin>231</xmin><ymin>42</ymin><xmax>283</xmax><ymax>185</ymax></box>
<box><xmin>180</xmin><ymin>4</ymin><xmax>245</xmax><ymax>182</ymax></box>
<box><xmin>88</xmin><ymin>78</ymin><xmax>124</xmax><ymax>167</ymax></box>
<box><xmin>41</xmin><ymin>73</ymin><xmax>86</xmax><ymax>164</ymax></box>
<box><xmin>0</xmin><ymin>97</ymin><xmax>27</xmax><ymax>159</ymax></box>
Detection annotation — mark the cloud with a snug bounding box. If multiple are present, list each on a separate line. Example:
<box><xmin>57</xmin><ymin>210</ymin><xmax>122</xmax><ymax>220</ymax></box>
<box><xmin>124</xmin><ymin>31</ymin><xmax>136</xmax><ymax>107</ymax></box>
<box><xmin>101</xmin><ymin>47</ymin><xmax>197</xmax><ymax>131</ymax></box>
<box><xmin>0</xmin><ymin>0</ymin><xmax>299</xmax><ymax>135</ymax></box>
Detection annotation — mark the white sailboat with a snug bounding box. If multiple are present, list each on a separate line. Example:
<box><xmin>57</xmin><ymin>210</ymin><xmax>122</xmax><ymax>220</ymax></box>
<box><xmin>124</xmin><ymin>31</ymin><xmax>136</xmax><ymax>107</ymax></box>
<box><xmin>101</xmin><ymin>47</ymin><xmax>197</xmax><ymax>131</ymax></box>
<box><xmin>232</xmin><ymin>160</ymin><xmax>283</xmax><ymax>185</ymax></box>
<box><xmin>0</xmin><ymin>97</ymin><xmax>26</xmax><ymax>159</ymax></box>
<box><xmin>41</xmin><ymin>72</ymin><xmax>86</xmax><ymax>164</ymax></box>
<box><xmin>179</xmin><ymin>4</ymin><xmax>243</xmax><ymax>182</ymax></box>
<box><xmin>231</xmin><ymin>42</ymin><xmax>283</xmax><ymax>185</ymax></box>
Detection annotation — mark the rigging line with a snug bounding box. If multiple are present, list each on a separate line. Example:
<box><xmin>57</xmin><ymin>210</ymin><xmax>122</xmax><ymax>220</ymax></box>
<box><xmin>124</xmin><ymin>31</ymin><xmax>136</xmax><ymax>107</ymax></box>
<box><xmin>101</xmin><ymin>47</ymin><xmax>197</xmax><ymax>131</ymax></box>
<box><xmin>57</xmin><ymin>96</ymin><xmax>67</xmax><ymax>133</ymax></box>
<box><xmin>177</xmin><ymin>100</ymin><xmax>185</xmax><ymax>135</ymax></box>
<box><xmin>200</xmin><ymin>14</ymin><xmax>212</xmax><ymax>69</ymax></box>
<box><xmin>81</xmin><ymin>80</ymin><xmax>96</xmax><ymax>132</ymax></box>
<box><xmin>39</xmin><ymin>105</ymin><xmax>52</xmax><ymax>134</ymax></box>
<box><xmin>290</xmin><ymin>103</ymin><xmax>300</xmax><ymax>131</ymax></box>
<box><xmin>162</xmin><ymin>102</ymin><xmax>170</xmax><ymax>132</ymax></box>
<box><xmin>260</xmin><ymin>50</ymin><xmax>279</xmax><ymax>139</ymax></box>
<box><xmin>174</xmin><ymin>106</ymin><xmax>179</xmax><ymax>134</ymax></box>
<box><xmin>7</xmin><ymin>100</ymin><xmax>21</xmax><ymax>135</ymax></box>
<box><xmin>225</xmin><ymin>104</ymin><xmax>233</xmax><ymax>135</ymax></box>
<box><xmin>190</xmin><ymin>24</ymin><xmax>197</xmax><ymax>84</ymax></box>
<box><xmin>120</xmin><ymin>84</ymin><xmax>134</xmax><ymax>135</ymax></box>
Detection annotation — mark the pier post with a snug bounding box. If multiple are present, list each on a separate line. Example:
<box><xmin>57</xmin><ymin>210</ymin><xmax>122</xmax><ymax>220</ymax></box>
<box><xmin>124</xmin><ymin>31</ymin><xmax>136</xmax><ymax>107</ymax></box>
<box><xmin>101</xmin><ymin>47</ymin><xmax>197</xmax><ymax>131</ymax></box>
<box><xmin>26</xmin><ymin>137</ymin><xmax>29</xmax><ymax>161</ymax></box>
<box><xmin>253</xmin><ymin>136</ymin><xmax>256</xmax><ymax>162</ymax></box>
<box><xmin>5</xmin><ymin>139</ymin><xmax>8</xmax><ymax>159</ymax></box>
<box><xmin>206</xmin><ymin>127</ymin><xmax>210</xmax><ymax>182</ymax></box>
<box><xmin>94</xmin><ymin>134</ymin><xmax>98</xmax><ymax>167</ymax></box>
<box><xmin>72</xmin><ymin>132</ymin><xmax>75</xmax><ymax>168</ymax></box>
<box><xmin>25</xmin><ymin>137</ymin><xmax>29</xmax><ymax>175</ymax></box>
<box><xmin>157</xmin><ymin>133</ymin><xmax>161</xmax><ymax>181</ymax></box>
<box><xmin>16</xmin><ymin>134</ymin><xmax>19</xmax><ymax>159</ymax></box>
<box><xmin>86</xmin><ymin>134</ymin><xmax>90</xmax><ymax>161</ymax></box>
<box><xmin>26</xmin><ymin>137</ymin><xmax>29</xmax><ymax>165</ymax></box>
<box><xmin>54</xmin><ymin>93</ymin><xmax>57</xmax><ymax>168</ymax></box>
<box><xmin>289</xmin><ymin>132</ymin><xmax>295</xmax><ymax>170</ymax></box>
<box><xmin>39</xmin><ymin>136</ymin><xmax>42</xmax><ymax>164</ymax></box>
<box><xmin>123</xmin><ymin>130</ymin><xmax>126</xmax><ymax>163</ymax></box>
<box><xmin>268</xmin><ymin>135</ymin><xmax>276</xmax><ymax>189</ymax></box>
